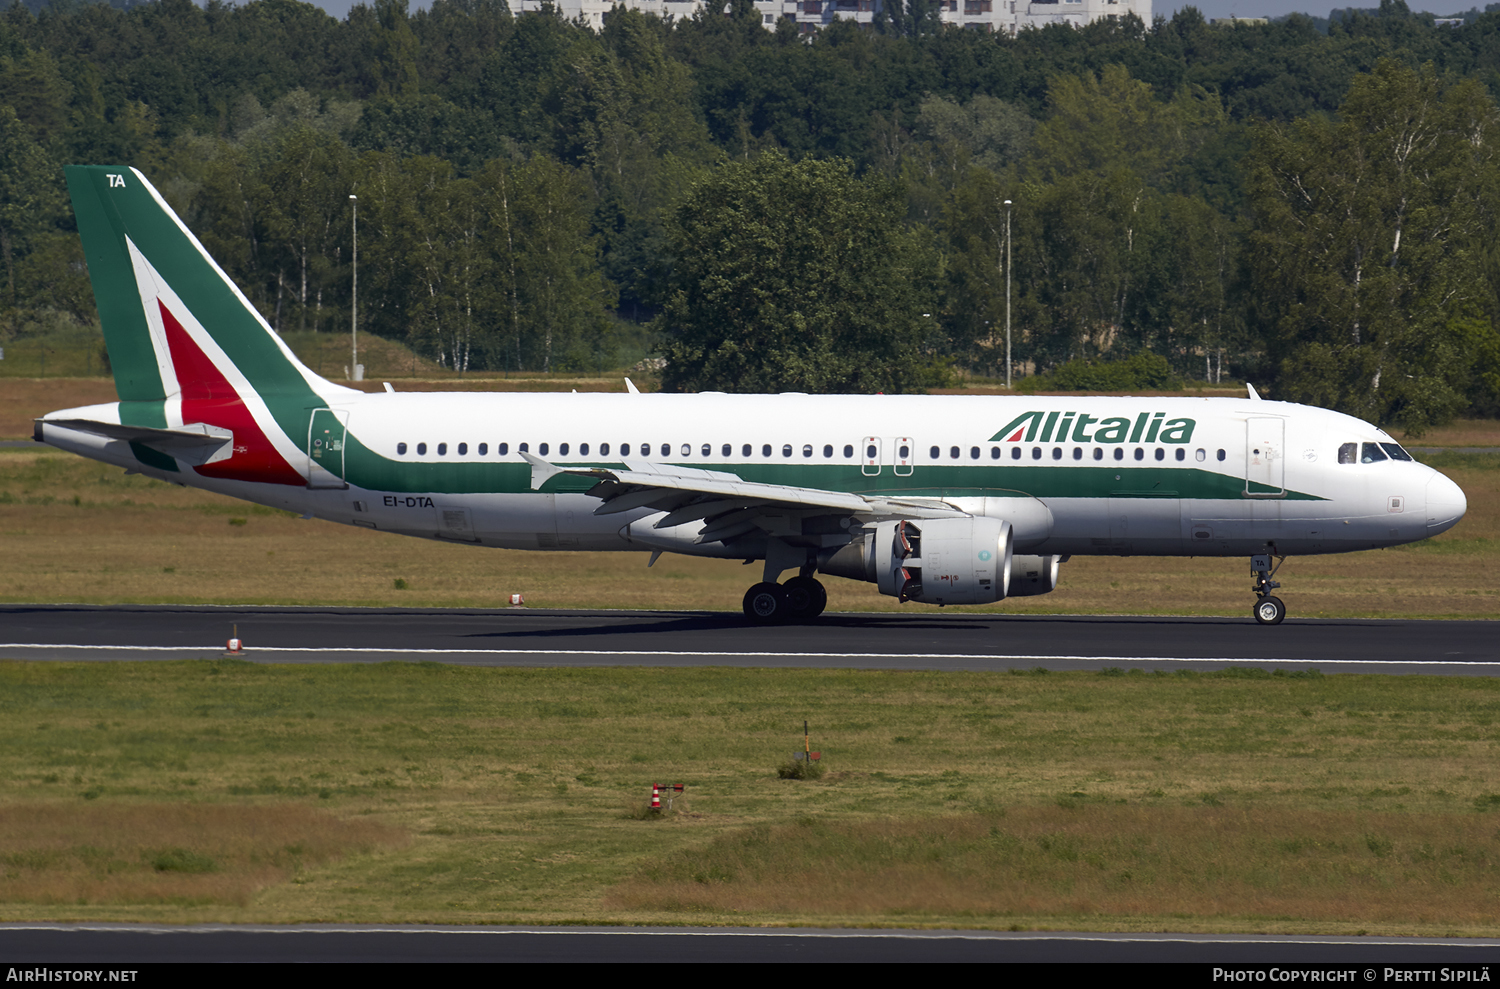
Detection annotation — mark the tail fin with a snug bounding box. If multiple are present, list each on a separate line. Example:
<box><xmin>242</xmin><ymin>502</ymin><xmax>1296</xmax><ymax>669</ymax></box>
<box><xmin>65</xmin><ymin>166</ymin><xmax>349</xmax><ymax>484</ymax></box>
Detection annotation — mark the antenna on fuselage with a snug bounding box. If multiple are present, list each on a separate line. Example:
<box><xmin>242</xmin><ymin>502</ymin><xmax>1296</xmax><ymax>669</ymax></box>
<box><xmin>624</xmin><ymin>378</ymin><xmax>640</xmax><ymax>395</ymax></box>
<box><xmin>1247</xmin><ymin>382</ymin><xmax>1262</xmax><ymax>401</ymax></box>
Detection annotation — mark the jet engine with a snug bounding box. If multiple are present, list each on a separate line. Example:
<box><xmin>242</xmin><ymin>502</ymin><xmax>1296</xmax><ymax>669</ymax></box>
<box><xmin>1006</xmin><ymin>554</ymin><xmax>1064</xmax><ymax>597</ymax></box>
<box><xmin>818</xmin><ymin>516</ymin><xmax>1015</xmax><ymax>605</ymax></box>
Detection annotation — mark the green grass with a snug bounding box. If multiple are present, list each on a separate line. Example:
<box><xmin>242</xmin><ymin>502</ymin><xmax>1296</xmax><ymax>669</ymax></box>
<box><xmin>2</xmin><ymin>661</ymin><xmax>1500</xmax><ymax>933</ymax></box>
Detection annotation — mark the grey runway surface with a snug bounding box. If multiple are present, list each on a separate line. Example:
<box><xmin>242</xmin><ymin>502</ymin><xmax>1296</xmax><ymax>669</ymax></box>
<box><xmin>3</xmin><ymin>925</ymin><xmax>1500</xmax><ymax>963</ymax></box>
<box><xmin>0</xmin><ymin>603</ymin><xmax>1494</xmax><ymax>674</ymax></box>
<box><xmin>3</xmin><ymin>607</ymin><xmax>1499</xmax><ymax>963</ymax></box>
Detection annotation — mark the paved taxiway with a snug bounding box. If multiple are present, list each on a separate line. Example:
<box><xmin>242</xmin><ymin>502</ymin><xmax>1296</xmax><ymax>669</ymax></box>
<box><xmin>0</xmin><ymin>604</ymin><xmax>1495</xmax><ymax>674</ymax></box>
<box><xmin>3</xmin><ymin>925</ymin><xmax>1500</xmax><ymax>963</ymax></box>
<box><xmin>4</xmin><ymin>605</ymin><xmax>1497</xmax><ymax>963</ymax></box>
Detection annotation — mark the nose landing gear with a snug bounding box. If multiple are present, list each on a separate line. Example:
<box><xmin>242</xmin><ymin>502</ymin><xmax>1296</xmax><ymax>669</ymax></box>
<box><xmin>1251</xmin><ymin>553</ymin><xmax>1286</xmax><ymax>625</ymax></box>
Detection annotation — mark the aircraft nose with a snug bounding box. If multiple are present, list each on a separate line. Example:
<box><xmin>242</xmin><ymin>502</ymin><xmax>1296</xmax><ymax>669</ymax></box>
<box><xmin>1425</xmin><ymin>471</ymin><xmax>1467</xmax><ymax>536</ymax></box>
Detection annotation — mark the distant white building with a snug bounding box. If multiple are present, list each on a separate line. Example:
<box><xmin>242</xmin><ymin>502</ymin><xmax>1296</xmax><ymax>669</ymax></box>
<box><xmin>515</xmin><ymin>0</ymin><xmax>1152</xmax><ymax>35</ymax></box>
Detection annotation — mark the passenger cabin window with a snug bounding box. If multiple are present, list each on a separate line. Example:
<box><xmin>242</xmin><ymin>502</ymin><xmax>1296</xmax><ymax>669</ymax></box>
<box><xmin>499</xmin><ymin>442</ymin><xmax>509</xmax><ymax>455</ymax></box>
<box><xmin>539</xmin><ymin>443</ymin><xmax>548</xmax><ymax>456</ymax></box>
<box><xmin>991</xmin><ymin>447</ymin><xmax>1001</xmax><ymax>460</ymax></box>
<box><xmin>1093</xmin><ymin>448</ymin><xmax>1104</xmax><ymax>461</ymax></box>
<box><xmin>1195</xmin><ymin>449</ymin><xmax>1205</xmax><ymax>462</ymax></box>
<box><xmin>843</xmin><ymin>445</ymin><xmax>854</xmax><ymax>458</ymax></box>
<box><xmin>764</xmin><ymin>444</ymin><xmax>773</xmax><ymax>457</ymax></box>
<box><xmin>397</xmin><ymin>442</ymin><xmax>407</xmax><ymax>455</ymax></box>
<box><xmin>438</xmin><ymin>443</ymin><xmax>448</xmax><ymax>455</ymax></box>
<box><xmin>722</xmin><ymin>444</ymin><xmax>731</xmax><ymax>457</ymax></box>
<box><xmin>579</xmin><ymin>443</ymin><xmax>589</xmax><ymax>456</ymax></box>
<box><xmin>600</xmin><ymin>443</ymin><xmax>610</xmax><ymax>456</ymax></box>
<box><xmin>1217</xmin><ymin>449</ymin><xmax>1225</xmax><ymax>461</ymax></box>
<box><xmin>1072</xmin><ymin>448</ymin><xmax>1083</xmax><ymax>460</ymax></box>
<box><xmin>743</xmin><ymin>444</ymin><xmax>752</xmax><ymax>457</ymax></box>
<box><xmin>479</xmin><ymin>443</ymin><xmax>488</xmax><ymax>455</ymax></box>
<box><xmin>1175</xmin><ymin>448</ymin><xmax>1185</xmax><ymax>461</ymax></box>
<box><xmin>1361</xmin><ymin>442</ymin><xmax>1389</xmax><ymax>463</ymax></box>
<box><xmin>661</xmin><ymin>444</ymin><xmax>671</xmax><ymax>457</ymax></box>
<box><xmin>824</xmin><ymin>444</ymin><xmax>834</xmax><ymax>458</ymax></box>
<box><xmin>897</xmin><ymin>444</ymin><xmax>908</xmax><ymax>459</ymax></box>
<box><xmin>682</xmin><ymin>444</ymin><xmax>692</xmax><ymax>457</ymax></box>
<box><xmin>782</xmin><ymin>444</ymin><xmax>793</xmax><ymax>457</ymax></box>
<box><xmin>417</xmin><ymin>443</ymin><xmax>427</xmax><ymax>455</ymax></box>
<box><xmin>970</xmin><ymin>446</ymin><xmax>980</xmax><ymax>460</ymax></box>
<box><xmin>1133</xmin><ymin>448</ymin><xmax>1144</xmax><ymax>461</ymax></box>
<box><xmin>1032</xmin><ymin>447</ymin><xmax>1042</xmax><ymax>460</ymax></box>
<box><xmin>1052</xmin><ymin>447</ymin><xmax>1062</xmax><ymax>460</ymax></box>
<box><xmin>559</xmin><ymin>443</ymin><xmax>569</xmax><ymax>456</ymax></box>
<box><xmin>1114</xmin><ymin>448</ymin><xmax>1124</xmax><ymax>461</ymax></box>
<box><xmin>930</xmin><ymin>446</ymin><xmax>940</xmax><ymax>459</ymax></box>
<box><xmin>458</xmin><ymin>442</ymin><xmax>468</xmax><ymax>455</ymax></box>
<box><xmin>1155</xmin><ymin>448</ymin><xmax>1165</xmax><ymax>461</ymax></box>
<box><xmin>950</xmin><ymin>446</ymin><xmax>960</xmax><ymax>459</ymax></box>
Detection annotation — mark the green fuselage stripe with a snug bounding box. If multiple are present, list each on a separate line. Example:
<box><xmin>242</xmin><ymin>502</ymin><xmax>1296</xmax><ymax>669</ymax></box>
<box><xmin>336</xmin><ymin>439</ymin><xmax>1324</xmax><ymax>502</ymax></box>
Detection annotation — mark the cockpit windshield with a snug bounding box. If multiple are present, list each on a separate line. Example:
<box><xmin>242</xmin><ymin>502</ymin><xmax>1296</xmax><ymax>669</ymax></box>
<box><xmin>1339</xmin><ymin>441</ymin><xmax>1416</xmax><ymax>464</ymax></box>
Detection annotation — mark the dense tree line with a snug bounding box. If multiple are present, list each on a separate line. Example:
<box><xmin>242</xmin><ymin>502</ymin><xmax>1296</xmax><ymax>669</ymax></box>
<box><xmin>5</xmin><ymin>0</ymin><xmax>1500</xmax><ymax>427</ymax></box>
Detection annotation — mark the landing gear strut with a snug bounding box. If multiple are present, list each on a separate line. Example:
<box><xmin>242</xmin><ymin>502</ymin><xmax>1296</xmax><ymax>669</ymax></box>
<box><xmin>742</xmin><ymin>575</ymin><xmax>827</xmax><ymax>625</ymax></box>
<box><xmin>1251</xmin><ymin>553</ymin><xmax>1286</xmax><ymax>625</ymax></box>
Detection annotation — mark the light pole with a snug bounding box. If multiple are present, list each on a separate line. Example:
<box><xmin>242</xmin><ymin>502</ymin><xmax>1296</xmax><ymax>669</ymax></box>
<box><xmin>1003</xmin><ymin>198</ymin><xmax>1012</xmax><ymax>390</ymax></box>
<box><xmin>350</xmin><ymin>193</ymin><xmax>359</xmax><ymax>381</ymax></box>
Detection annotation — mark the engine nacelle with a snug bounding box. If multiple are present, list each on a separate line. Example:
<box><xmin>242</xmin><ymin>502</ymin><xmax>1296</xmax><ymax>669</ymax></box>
<box><xmin>867</xmin><ymin>517</ymin><xmax>1013</xmax><ymax>605</ymax></box>
<box><xmin>1007</xmin><ymin>554</ymin><xmax>1063</xmax><ymax>597</ymax></box>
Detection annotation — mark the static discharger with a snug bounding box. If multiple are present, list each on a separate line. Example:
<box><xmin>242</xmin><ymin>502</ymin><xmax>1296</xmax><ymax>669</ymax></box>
<box><xmin>224</xmin><ymin>624</ymin><xmax>243</xmax><ymax>657</ymax></box>
<box><xmin>792</xmin><ymin>720</ymin><xmax>822</xmax><ymax>763</ymax></box>
<box><xmin>650</xmin><ymin>783</ymin><xmax>685</xmax><ymax>813</ymax></box>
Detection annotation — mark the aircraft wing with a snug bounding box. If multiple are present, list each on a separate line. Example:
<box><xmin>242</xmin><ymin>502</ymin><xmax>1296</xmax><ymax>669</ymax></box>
<box><xmin>522</xmin><ymin>452</ymin><xmax>967</xmax><ymax>544</ymax></box>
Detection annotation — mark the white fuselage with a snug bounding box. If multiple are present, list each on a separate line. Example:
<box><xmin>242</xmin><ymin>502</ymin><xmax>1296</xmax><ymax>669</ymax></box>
<box><xmin>40</xmin><ymin>391</ymin><xmax>1468</xmax><ymax>561</ymax></box>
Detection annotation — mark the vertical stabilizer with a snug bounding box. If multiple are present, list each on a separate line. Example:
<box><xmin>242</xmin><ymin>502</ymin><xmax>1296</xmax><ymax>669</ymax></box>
<box><xmin>65</xmin><ymin>166</ymin><xmax>351</xmax><ymax>484</ymax></box>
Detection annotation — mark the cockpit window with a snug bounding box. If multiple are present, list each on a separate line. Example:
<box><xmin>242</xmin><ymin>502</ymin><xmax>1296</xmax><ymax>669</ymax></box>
<box><xmin>1338</xmin><ymin>442</ymin><xmax>1357</xmax><ymax>464</ymax></box>
<box><xmin>1361</xmin><ymin>442</ymin><xmax>1389</xmax><ymax>463</ymax></box>
<box><xmin>1380</xmin><ymin>442</ymin><xmax>1414</xmax><ymax>462</ymax></box>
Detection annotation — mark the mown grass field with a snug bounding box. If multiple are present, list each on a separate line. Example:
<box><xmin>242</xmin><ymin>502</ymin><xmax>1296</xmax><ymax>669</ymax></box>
<box><xmin>4</xmin><ymin>380</ymin><xmax>1500</xmax><ymax>931</ymax></box>
<box><xmin>0</xmin><ymin>661</ymin><xmax>1499</xmax><ymax>934</ymax></box>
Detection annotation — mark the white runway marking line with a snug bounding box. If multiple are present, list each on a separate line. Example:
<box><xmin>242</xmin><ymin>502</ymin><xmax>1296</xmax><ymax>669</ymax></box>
<box><xmin>2</xmin><ymin>924</ymin><xmax>1498</xmax><ymax>946</ymax></box>
<box><xmin>1</xmin><ymin>643</ymin><xmax>1498</xmax><ymax>666</ymax></box>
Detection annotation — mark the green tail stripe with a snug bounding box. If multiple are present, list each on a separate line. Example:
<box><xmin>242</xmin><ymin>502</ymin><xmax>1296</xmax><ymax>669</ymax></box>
<box><xmin>65</xmin><ymin>168</ymin><xmax>168</xmax><ymax>418</ymax></box>
<box><xmin>65</xmin><ymin>165</ymin><xmax>326</xmax><ymax>439</ymax></box>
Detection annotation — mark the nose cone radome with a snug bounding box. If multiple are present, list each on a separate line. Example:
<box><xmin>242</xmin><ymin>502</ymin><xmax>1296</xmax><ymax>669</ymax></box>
<box><xmin>1426</xmin><ymin>472</ymin><xmax>1467</xmax><ymax>536</ymax></box>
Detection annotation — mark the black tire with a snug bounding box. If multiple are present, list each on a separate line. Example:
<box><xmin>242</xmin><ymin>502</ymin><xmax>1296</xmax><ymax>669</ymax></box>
<box><xmin>1253</xmin><ymin>596</ymin><xmax>1286</xmax><ymax>625</ymax></box>
<box><xmin>782</xmin><ymin>576</ymin><xmax>828</xmax><ymax>621</ymax></box>
<box><xmin>743</xmin><ymin>582</ymin><xmax>788</xmax><ymax>624</ymax></box>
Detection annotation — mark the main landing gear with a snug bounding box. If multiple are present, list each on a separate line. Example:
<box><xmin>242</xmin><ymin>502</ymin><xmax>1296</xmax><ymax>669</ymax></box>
<box><xmin>743</xmin><ymin>574</ymin><xmax>827</xmax><ymax>625</ymax></box>
<box><xmin>1251</xmin><ymin>553</ymin><xmax>1286</xmax><ymax>625</ymax></box>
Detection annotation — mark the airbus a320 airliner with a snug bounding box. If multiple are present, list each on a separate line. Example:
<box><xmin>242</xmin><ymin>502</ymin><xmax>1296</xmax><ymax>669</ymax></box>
<box><xmin>36</xmin><ymin>166</ymin><xmax>1469</xmax><ymax>625</ymax></box>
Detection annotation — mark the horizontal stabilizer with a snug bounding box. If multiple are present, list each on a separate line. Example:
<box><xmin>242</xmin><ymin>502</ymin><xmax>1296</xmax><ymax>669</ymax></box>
<box><xmin>40</xmin><ymin>418</ymin><xmax>234</xmax><ymax>466</ymax></box>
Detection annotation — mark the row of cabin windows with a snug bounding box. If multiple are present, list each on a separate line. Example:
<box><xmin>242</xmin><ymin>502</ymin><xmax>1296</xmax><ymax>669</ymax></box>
<box><xmin>935</xmin><ymin>445</ymin><xmax>1225</xmax><ymax>463</ymax></box>
<box><xmin>393</xmin><ymin>441</ymin><xmax>1229</xmax><ymax>464</ymax></box>
<box><xmin>1011</xmin><ymin>446</ymin><xmax>1226</xmax><ymax>463</ymax></box>
<box><xmin>394</xmin><ymin>441</ymin><xmax>864</xmax><ymax>458</ymax></box>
